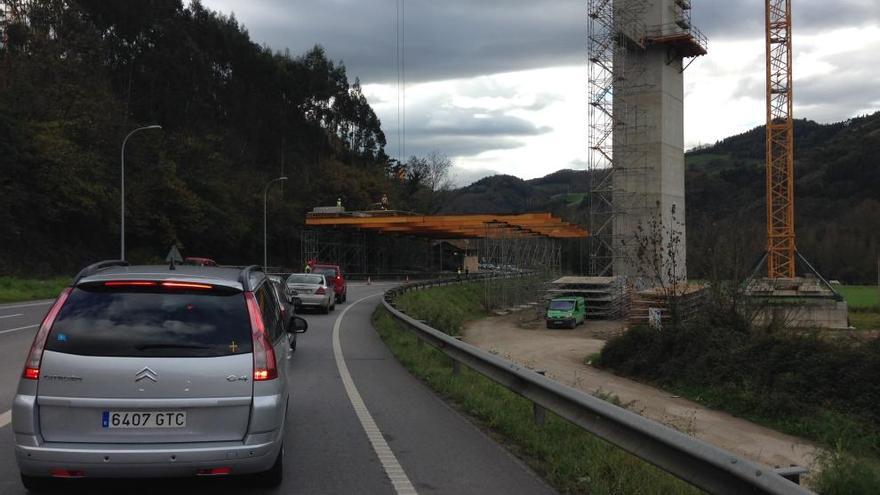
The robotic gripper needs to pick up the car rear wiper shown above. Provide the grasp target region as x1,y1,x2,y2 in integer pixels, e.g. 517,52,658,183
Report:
134,344,211,350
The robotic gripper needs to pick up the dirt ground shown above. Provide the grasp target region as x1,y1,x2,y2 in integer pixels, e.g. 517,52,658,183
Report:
463,311,819,472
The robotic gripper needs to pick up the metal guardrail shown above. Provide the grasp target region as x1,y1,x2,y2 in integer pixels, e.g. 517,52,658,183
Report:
382,278,813,495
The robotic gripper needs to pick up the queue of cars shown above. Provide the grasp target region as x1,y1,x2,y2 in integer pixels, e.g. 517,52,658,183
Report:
12,260,349,490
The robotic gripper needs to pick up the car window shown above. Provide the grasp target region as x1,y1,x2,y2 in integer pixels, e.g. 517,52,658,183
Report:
46,285,253,357
287,274,323,285
256,284,283,342
549,300,575,311
314,267,337,278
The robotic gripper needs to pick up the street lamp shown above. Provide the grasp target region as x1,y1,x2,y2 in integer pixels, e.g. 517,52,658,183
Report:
120,124,162,261
263,176,288,269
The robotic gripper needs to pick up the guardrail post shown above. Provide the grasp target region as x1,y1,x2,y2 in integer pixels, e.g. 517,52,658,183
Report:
452,337,463,374
533,370,547,426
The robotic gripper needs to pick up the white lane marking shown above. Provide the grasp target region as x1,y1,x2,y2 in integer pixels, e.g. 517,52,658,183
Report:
332,294,418,495
0,324,38,335
0,300,53,310
0,410,10,428
0,313,23,319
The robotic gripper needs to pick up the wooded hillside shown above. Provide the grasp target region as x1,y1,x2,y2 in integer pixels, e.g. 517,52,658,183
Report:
0,0,400,275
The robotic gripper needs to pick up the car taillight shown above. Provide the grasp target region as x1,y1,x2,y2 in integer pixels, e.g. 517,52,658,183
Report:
23,287,72,380
336,276,341,281
245,292,277,381
315,287,326,295
104,281,157,287
161,281,213,290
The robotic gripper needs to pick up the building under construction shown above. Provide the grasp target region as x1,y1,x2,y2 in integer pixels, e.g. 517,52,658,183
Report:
588,0,707,282
302,208,587,277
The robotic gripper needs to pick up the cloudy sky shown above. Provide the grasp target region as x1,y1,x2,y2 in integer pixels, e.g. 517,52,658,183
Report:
203,0,880,186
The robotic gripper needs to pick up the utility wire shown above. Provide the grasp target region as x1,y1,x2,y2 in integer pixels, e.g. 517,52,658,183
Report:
396,0,401,164
401,0,406,162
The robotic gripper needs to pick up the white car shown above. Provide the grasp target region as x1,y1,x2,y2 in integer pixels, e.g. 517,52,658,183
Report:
286,273,335,313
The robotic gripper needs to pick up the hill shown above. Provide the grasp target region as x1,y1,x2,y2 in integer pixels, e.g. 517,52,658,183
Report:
0,0,406,275
438,112,880,283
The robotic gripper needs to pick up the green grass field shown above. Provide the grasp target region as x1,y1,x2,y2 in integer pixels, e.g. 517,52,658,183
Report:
0,276,70,304
837,286,880,310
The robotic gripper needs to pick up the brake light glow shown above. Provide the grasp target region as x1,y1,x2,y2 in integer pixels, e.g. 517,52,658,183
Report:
161,281,213,290
197,467,231,476
315,287,326,295
245,292,277,381
23,288,72,380
104,281,157,287
50,469,86,478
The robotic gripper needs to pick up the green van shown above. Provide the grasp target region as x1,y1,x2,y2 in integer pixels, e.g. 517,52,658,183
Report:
545,297,586,329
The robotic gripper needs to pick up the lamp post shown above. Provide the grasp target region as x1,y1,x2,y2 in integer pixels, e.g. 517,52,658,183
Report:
120,125,162,261
263,176,288,269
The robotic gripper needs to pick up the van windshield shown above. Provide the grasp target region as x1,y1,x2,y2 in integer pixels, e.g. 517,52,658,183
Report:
549,300,575,311
45,286,253,358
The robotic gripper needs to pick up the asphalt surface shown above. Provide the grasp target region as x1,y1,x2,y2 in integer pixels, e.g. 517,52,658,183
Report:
0,284,555,494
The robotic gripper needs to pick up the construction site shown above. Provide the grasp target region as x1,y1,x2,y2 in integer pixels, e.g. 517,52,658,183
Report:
295,0,849,329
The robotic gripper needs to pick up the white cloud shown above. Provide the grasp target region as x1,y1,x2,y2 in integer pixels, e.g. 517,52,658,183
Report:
202,1,880,181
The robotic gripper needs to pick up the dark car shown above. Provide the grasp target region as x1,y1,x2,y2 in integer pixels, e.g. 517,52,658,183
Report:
312,264,347,303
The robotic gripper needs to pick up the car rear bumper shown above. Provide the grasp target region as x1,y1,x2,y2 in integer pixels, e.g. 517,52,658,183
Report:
295,294,330,306
15,430,282,478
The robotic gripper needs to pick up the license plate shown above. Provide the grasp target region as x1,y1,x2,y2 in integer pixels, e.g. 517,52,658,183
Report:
102,411,186,428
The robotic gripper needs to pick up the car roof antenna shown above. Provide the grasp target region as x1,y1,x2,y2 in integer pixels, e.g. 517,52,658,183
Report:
166,245,184,271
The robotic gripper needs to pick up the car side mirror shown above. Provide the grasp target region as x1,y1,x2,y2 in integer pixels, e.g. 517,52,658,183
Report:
290,316,308,334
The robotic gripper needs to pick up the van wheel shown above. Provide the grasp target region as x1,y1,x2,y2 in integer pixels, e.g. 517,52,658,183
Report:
255,444,284,488
20,473,53,492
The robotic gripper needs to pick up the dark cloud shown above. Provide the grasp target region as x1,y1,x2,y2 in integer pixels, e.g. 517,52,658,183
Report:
402,135,524,160
796,44,880,121
207,0,880,85
693,0,880,41
379,89,552,159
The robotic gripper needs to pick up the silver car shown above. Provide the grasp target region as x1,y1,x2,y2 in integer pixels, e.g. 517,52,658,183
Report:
286,273,335,313
13,261,307,490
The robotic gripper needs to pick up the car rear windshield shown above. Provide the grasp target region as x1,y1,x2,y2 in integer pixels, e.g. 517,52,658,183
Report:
313,267,337,278
45,285,253,358
288,274,324,285
549,300,575,311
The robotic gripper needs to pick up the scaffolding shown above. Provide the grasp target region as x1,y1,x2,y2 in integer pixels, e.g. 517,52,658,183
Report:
477,221,563,311
300,229,368,273
587,0,652,277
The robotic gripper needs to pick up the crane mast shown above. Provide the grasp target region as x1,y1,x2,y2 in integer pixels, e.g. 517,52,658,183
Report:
764,0,796,278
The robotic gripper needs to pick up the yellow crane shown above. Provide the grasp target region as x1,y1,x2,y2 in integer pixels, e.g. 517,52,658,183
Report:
764,0,796,278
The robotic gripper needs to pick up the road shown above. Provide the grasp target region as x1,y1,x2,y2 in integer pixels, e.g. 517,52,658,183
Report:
0,284,554,494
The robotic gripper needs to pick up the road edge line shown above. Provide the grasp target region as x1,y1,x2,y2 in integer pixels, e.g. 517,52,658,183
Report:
332,293,418,495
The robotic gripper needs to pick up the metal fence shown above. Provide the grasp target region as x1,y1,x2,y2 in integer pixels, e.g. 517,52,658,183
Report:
382,278,813,495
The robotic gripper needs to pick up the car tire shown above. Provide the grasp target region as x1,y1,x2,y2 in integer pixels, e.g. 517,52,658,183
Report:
330,302,336,312
255,444,284,488
20,473,53,492
321,304,329,314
